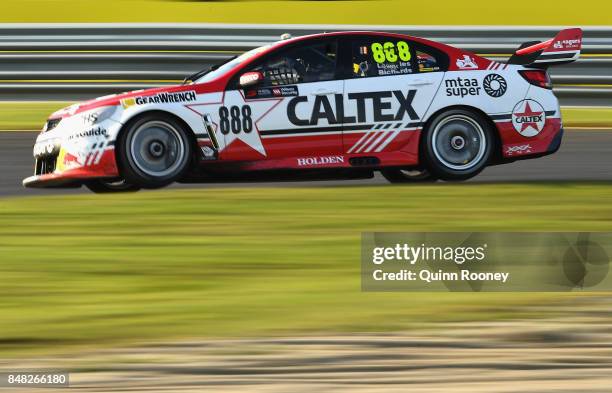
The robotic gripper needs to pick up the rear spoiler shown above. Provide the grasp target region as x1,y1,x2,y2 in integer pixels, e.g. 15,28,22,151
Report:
507,28,582,68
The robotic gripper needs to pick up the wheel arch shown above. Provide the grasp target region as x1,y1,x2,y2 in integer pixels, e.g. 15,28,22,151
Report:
119,109,198,146
422,105,503,163
113,109,201,187
117,109,200,167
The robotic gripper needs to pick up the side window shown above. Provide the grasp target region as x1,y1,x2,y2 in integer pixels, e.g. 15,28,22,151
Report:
249,40,338,87
351,37,415,78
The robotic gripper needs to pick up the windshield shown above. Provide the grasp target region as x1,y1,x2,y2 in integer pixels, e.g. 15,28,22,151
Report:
196,45,272,83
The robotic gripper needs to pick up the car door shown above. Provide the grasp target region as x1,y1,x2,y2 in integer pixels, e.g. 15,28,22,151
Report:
342,35,446,155
221,38,343,161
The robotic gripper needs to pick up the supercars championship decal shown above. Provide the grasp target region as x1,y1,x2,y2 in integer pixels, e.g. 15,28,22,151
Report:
512,99,546,137
122,90,197,108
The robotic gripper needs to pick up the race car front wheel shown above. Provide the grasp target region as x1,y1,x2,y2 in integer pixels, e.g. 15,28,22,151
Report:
380,168,438,183
421,109,493,181
117,114,193,188
84,178,141,193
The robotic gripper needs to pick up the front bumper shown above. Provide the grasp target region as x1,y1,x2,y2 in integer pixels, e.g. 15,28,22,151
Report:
23,150,118,188
23,117,122,188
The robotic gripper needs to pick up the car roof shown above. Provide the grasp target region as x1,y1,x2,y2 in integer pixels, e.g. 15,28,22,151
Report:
271,31,452,52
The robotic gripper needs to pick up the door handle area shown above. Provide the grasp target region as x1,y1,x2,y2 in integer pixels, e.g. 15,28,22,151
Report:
311,89,340,96
407,79,433,86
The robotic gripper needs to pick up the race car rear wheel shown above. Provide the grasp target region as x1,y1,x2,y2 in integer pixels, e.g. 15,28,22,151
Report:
84,178,141,193
380,168,438,183
422,109,493,181
117,114,193,188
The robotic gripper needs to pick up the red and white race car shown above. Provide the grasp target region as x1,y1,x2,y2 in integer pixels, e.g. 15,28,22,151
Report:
24,28,582,192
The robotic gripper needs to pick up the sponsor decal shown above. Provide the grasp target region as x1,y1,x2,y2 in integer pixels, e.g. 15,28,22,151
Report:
455,55,478,70
121,98,136,109
239,71,263,87
354,61,370,76
417,53,441,73
445,74,507,99
505,144,532,156
418,65,438,72
297,156,345,166
122,90,197,108
245,85,299,99
483,74,507,98
33,139,60,158
57,147,81,171
445,78,480,97
67,127,109,140
512,99,546,137
287,90,418,127
552,38,581,50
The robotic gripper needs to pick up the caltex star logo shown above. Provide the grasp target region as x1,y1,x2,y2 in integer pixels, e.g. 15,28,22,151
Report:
511,99,546,137
185,91,284,157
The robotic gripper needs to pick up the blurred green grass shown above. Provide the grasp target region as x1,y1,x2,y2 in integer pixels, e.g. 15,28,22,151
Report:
0,102,610,131
1,184,610,355
0,102,71,131
1,0,610,24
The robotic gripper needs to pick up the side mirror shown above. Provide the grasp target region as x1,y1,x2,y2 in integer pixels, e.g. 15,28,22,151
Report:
239,71,263,88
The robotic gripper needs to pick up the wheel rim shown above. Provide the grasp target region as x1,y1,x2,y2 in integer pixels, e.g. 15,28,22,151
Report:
128,121,186,177
431,115,486,171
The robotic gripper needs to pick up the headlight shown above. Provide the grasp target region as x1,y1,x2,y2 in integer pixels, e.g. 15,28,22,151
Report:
82,106,118,126
42,118,61,133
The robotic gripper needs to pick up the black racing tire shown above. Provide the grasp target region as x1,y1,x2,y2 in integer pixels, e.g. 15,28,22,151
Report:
421,109,494,181
84,178,141,193
116,114,193,189
380,168,438,183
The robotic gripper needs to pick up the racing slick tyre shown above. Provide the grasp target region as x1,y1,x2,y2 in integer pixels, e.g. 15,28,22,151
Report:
421,109,493,181
380,168,438,183
116,114,193,189
84,178,141,193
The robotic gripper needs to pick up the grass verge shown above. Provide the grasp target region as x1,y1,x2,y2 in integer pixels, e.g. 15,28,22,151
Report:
1,102,610,131
0,102,72,131
0,184,611,356
1,0,611,25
